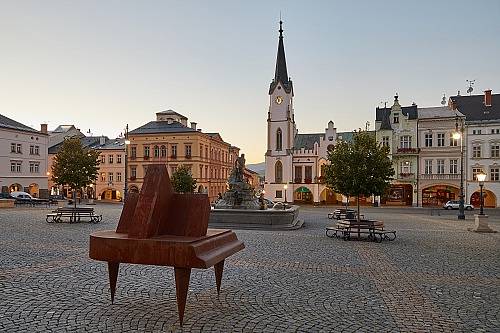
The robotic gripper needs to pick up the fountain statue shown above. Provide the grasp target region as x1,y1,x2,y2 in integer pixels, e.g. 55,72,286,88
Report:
214,154,260,209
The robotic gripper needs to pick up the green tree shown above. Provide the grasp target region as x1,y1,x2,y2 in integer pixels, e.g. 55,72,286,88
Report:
324,130,394,221
171,165,197,193
51,137,100,207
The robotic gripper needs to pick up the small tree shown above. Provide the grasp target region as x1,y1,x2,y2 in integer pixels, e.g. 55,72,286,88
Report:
171,166,197,193
51,137,100,207
324,130,394,221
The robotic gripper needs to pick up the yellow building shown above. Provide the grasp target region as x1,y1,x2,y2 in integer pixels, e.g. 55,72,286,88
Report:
127,110,238,202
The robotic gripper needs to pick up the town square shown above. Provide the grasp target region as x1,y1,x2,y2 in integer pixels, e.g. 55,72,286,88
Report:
1,1,500,332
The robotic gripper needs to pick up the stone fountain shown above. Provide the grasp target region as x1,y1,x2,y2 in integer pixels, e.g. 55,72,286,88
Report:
209,154,302,230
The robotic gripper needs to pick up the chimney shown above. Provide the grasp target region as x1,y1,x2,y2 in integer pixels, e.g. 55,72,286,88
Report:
484,89,492,107
40,124,48,134
190,122,197,130
100,136,106,145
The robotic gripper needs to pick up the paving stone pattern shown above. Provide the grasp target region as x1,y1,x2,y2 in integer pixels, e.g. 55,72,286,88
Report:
0,205,499,332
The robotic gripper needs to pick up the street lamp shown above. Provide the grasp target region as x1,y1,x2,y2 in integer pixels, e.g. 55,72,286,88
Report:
477,172,486,216
453,116,465,220
124,124,130,201
283,184,288,205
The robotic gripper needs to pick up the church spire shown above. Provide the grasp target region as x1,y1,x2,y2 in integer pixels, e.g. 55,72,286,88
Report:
274,20,288,85
269,20,293,95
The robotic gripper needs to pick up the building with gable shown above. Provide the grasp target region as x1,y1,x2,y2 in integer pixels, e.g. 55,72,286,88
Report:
263,22,360,205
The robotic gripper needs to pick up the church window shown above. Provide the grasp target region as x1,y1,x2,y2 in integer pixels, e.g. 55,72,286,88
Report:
275,161,283,183
276,128,283,151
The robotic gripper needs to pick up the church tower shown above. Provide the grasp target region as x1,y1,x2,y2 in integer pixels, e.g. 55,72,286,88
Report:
264,21,296,202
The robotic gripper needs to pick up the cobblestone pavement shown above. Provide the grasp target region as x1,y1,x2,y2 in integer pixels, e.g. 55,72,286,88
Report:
1,204,499,332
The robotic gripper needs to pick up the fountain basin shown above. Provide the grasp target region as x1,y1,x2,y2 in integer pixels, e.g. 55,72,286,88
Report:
209,205,303,230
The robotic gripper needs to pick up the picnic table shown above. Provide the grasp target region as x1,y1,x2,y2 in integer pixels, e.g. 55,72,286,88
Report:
46,207,102,223
326,219,396,242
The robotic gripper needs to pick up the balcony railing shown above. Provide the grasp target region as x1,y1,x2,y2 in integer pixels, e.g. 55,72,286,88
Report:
420,174,460,180
395,147,420,154
398,172,415,179
304,179,312,184
294,178,302,184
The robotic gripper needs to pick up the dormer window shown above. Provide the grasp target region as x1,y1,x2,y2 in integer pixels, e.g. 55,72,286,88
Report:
393,113,399,123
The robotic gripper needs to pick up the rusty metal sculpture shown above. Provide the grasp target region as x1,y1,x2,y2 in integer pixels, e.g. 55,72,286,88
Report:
89,164,244,325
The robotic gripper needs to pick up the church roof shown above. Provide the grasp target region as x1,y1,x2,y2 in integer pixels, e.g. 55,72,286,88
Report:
269,21,293,95
294,133,324,150
129,121,196,135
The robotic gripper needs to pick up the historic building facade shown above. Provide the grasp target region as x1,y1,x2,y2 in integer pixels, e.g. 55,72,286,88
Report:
95,138,126,201
375,96,419,206
127,110,238,202
0,114,49,198
263,22,357,205
450,90,500,207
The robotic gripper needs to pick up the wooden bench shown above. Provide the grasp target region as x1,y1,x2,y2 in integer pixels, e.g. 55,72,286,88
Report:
326,219,396,242
89,164,244,325
46,207,102,223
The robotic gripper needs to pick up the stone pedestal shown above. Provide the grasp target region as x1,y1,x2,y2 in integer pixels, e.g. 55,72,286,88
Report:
468,214,497,233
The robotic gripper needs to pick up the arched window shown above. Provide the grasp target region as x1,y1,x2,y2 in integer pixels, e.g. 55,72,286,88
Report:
275,160,283,183
276,128,283,151
154,145,160,158
160,145,167,158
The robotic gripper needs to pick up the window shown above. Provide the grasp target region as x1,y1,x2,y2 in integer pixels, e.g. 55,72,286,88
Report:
276,128,282,151
491,144,500,158
450,137,458,147
185,145,192,158
30,145,34,155
401,161,411,174
34,145,39,155
130,146,137,158
16,144,22,153
10,143,16,153
29,162,39,173
425,133,433,147
294,166,302,183
400,136,412,149
393,113,399,123
382,136,390,147
154,145,160,158
108,155,114,164
424,160,432,174
275,190,283,198
117,172,122,182
473,129,482,135
108,173,114,183
472,145,481,158
205,166,208,179
205,147,208,159
144,146,150,158
437,133,445,147
100,172,106,182
200,165,203,178
117,154,122,163
100,155,106,163
437,159,445,174
161,145,167,158
450,159,458,174
472,168,483,181
11,162,21,173
130,166,137,179
491,168,500,181
305,166,313,183
171,145,177,158
491,129,500,134
275,161,283,183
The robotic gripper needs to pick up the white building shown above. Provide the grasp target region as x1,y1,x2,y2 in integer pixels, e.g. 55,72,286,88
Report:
450,90,500,207
0,114,49,198
264,22,358,205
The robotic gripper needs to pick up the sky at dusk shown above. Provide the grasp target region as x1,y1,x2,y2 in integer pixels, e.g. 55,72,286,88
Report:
1,0,499,163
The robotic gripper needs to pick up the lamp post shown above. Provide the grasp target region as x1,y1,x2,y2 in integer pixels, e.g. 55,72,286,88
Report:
283,184,288,206
453,116,465,220
477,172,486,216
124,124,130,201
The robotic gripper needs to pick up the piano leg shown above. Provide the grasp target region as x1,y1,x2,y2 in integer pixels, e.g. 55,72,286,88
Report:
174,267,191,326
108,262,119,304
214,260,225,296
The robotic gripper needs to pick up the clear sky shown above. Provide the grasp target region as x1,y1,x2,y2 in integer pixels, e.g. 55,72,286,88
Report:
1,0,499,163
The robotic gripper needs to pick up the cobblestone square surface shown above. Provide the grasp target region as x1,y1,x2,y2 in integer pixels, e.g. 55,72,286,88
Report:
1,205,499,332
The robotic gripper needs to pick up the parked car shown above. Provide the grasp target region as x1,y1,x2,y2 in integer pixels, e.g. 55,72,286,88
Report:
0,192,13,199
10,191,35,200
443,200,474,210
